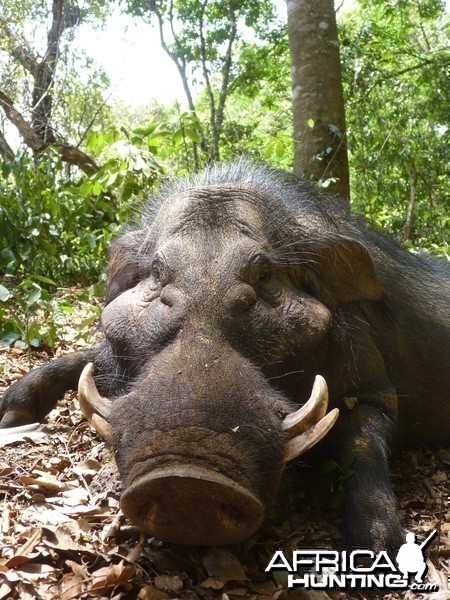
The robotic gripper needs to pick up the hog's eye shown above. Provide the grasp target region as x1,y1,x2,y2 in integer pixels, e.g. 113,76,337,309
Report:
304,279,318,297
248,254,273,285
259,269,272,283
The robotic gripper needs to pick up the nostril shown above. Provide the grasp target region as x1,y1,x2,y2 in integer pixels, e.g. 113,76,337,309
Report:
219,503,245,529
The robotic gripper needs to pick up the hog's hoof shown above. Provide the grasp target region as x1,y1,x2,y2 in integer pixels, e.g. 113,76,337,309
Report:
346,514,404,554
120,465,264,545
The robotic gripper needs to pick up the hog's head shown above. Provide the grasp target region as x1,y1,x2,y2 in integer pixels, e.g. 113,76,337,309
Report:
78,170,381,545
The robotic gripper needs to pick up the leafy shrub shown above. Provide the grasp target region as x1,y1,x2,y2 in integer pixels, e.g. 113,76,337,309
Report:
0,125,165,284
0,124,165,349
0,277,104,350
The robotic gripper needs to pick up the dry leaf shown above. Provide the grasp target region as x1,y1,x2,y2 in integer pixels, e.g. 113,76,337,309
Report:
154,574,184,593
0,581,13,600
14,563,59,583
87,560,136,594
65,559,90,580
58,572,84,600
138,584,169,600
20,505,75,526
0,423,47,447
202,548,247,582
72,458,102,480
12,527,42,556
42,524,94,553
19,473,77,492
48,458,71,472
126,533,146,563
222,586,247,596
200,576,226,590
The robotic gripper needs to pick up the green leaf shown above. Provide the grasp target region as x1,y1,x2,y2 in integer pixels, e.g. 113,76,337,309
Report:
18,279,34,289
320,459,340,474
0,332,20,346
31,275,57,286
27,288,42,304
13,340,28,350
0,284,11,301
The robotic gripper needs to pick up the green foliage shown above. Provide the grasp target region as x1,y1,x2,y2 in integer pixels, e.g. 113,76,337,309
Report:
0,277,70,349
0,125,164,283
214,92,293,168
339,0,450,251
157,109,205,173
125,0,277,69
110,101,212,174
320,457,355,504
0,278,103,350
122,0,284,165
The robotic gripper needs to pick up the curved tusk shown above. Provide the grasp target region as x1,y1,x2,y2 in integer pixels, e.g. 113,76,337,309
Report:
78,363,112,441
282,375,329,436
91,413,113,442
284,408,339,463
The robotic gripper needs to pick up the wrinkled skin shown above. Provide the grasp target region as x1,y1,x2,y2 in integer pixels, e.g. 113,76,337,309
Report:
1,162,449,551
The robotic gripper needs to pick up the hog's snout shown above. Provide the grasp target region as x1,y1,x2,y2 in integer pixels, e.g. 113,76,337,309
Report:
107,341,287,545
79,332,338,546
120,465,264,545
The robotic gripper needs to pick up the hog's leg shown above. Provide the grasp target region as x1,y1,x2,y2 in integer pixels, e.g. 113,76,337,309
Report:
0,351,91,427
330,396,403,553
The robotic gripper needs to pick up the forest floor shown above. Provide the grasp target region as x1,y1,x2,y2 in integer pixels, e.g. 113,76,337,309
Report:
0,289,449,600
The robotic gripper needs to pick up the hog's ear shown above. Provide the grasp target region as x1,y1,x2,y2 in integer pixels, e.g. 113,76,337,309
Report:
106,230,145,303
305,237,382,304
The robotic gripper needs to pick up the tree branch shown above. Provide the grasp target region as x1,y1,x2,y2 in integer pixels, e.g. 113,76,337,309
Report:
31,0,65,141
0,89,45,151
198,0,218,161
215,2,237,147
0,129,15,161
147,0,196,113
0,88,98,174
144,0,205,168
0,19,39,76
349,55,450,106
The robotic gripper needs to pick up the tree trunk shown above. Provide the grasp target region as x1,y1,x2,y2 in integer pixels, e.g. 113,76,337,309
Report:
286,0,350,199
402,167,418,243
214,1,237,163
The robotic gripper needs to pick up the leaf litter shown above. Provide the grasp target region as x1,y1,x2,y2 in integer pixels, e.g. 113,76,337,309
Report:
0,291,449,600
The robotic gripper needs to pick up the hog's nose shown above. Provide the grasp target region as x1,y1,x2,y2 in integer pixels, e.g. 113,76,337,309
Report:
120,465,264,545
